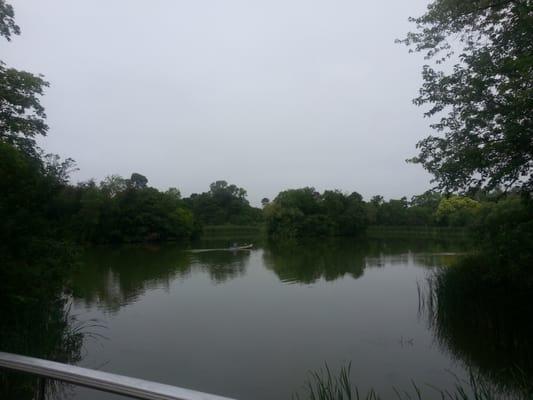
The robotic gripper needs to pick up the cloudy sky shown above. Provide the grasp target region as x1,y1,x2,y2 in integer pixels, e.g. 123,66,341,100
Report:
2,0,434,205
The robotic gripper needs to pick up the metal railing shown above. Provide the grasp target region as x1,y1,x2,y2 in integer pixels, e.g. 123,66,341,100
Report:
0,351,236,400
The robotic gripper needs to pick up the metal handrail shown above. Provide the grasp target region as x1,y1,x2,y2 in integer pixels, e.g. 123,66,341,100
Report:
0,351,236,400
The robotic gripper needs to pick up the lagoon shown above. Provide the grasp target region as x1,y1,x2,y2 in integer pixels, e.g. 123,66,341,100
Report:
64,238,525,399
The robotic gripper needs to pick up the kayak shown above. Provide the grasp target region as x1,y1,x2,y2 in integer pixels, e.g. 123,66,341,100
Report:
228,244,253,250
188,244,253,253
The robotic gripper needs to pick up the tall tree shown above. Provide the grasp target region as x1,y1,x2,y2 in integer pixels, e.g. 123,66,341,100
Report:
184,181,261,225
0,0,49,156
100,174,128,197
129,172,148,189
0,0,19,40
400,0,532,194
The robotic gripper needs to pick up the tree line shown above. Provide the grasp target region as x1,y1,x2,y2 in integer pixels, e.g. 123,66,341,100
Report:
264,186,528,233
5,138,528,245
14,137,520,246
263,185,531,289
47,175,263,244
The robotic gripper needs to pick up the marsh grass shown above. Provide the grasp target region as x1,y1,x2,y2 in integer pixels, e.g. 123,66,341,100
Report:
37,299,108,400
292,362,380,400
293,362,527,400
418,261,533,399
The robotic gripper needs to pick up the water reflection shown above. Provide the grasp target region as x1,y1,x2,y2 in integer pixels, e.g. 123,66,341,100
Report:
365,252,462,269
262,239,366,283
263,238,461,284
190,249,249,284
71,245,192,312
72,243,252,311
64,238,532,400
422,265,533,396
72,239,466,311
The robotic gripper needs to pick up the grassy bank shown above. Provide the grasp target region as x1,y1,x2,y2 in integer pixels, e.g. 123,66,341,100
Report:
202,225,468,241
366,225,468,240
201,224,265,239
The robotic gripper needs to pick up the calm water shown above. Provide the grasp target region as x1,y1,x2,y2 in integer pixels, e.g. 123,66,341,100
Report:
62,238,510,399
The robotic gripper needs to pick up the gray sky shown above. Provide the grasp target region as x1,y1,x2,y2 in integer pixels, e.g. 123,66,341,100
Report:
2,0,433,205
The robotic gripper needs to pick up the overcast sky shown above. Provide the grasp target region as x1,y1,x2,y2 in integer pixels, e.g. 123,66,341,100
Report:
2,0,434,205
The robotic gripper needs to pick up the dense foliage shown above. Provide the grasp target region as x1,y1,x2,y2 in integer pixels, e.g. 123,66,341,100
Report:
400,0,533,289
0,0,74,339
366,191,443,226
471,196,533,285
400,0,533,194
0,142,76,305
264,188,367,238
184,180,263,226
0,116,81,399
264,187,486,238
57,175,197,244
5,171,264,245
